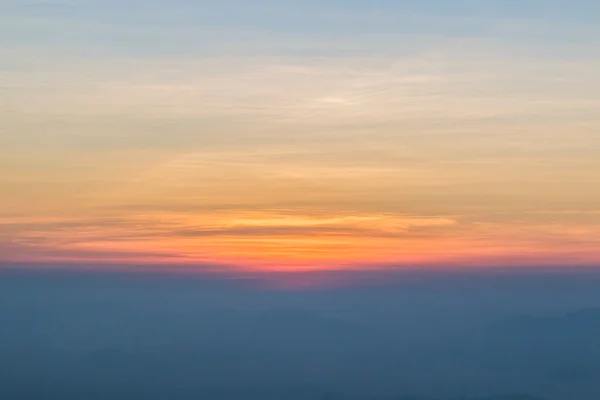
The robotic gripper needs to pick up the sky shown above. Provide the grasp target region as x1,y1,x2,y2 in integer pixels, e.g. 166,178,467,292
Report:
1,0,600,272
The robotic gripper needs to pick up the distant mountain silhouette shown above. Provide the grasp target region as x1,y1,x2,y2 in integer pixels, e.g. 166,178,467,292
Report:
2,271,598,400
475,308,600,391
498,307,600,333
316,394,545,400
466,395,546,400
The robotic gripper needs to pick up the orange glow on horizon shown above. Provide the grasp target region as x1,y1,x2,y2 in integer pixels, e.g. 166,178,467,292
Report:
4,208,600,272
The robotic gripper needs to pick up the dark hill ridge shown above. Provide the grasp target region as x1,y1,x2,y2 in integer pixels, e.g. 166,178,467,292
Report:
481,306,600,355
495,307,600,333
318,394,545,400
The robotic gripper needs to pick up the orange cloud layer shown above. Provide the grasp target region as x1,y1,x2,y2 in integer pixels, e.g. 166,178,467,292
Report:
3,210,600,272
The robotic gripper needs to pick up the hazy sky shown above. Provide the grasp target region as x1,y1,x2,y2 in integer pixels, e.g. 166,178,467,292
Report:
1,1,600,272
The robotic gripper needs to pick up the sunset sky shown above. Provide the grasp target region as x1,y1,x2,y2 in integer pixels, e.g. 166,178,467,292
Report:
2,0,600,272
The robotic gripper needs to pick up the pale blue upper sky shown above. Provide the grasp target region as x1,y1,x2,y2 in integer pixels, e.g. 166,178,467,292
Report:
3,1,599,57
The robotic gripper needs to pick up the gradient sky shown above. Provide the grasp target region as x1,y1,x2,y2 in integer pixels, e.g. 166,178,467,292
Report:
1,0,600,272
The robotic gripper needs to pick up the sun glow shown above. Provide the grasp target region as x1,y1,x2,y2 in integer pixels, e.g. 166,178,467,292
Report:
4,208,600,272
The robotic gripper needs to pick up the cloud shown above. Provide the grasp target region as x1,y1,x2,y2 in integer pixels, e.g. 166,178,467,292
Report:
3,207,600,271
